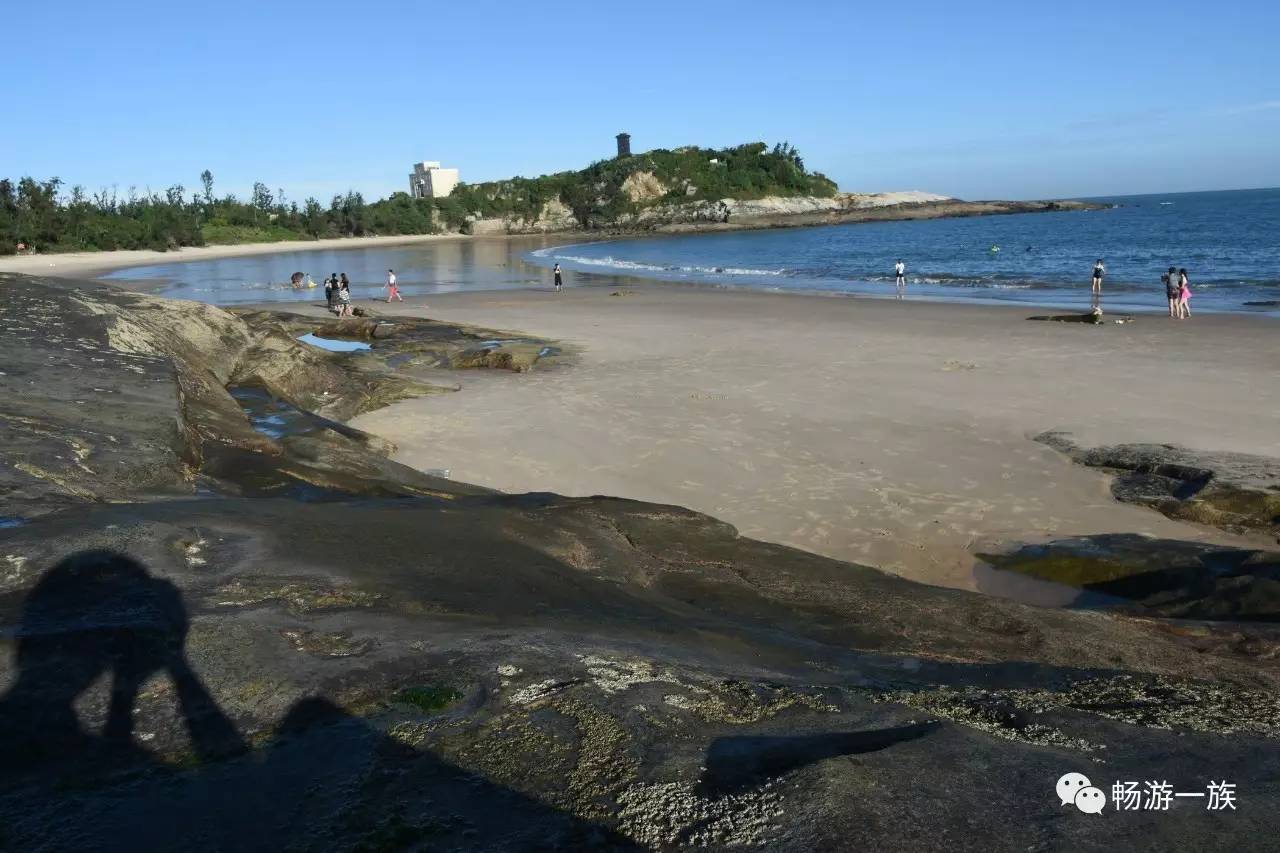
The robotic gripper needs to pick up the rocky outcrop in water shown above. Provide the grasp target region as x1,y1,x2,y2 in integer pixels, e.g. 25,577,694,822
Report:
1,275,1278,851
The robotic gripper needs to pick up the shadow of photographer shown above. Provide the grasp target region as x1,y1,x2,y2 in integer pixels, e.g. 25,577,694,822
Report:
0,549,638,851
0,549,245,773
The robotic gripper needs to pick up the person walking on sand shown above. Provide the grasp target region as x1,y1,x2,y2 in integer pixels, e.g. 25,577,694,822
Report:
384,269,402,302
1177,268,1192,319
1091,259,1105,294
553,263,563,292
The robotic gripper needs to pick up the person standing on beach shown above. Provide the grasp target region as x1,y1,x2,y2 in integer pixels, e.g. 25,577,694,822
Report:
1091,259,1105,294
894,259,906,289
323,276,335,310
337,280,352,317
553,263,563,292
384,269,402,302
1178,268,1192,319
1163,267,1180,317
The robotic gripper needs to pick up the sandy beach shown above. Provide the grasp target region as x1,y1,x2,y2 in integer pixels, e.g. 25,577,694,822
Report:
9,233,1277,593
0,232,468,279
337,284,1280,592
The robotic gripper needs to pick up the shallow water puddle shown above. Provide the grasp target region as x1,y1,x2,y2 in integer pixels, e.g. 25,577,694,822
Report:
970,561,1126,610
229,387,315,439
297,333,371,352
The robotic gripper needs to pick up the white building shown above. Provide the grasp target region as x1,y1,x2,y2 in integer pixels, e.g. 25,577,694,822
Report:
408,161,460,198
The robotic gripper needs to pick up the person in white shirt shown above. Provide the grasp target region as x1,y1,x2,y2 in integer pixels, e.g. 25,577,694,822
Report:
384,269,402,303
894,260,906,290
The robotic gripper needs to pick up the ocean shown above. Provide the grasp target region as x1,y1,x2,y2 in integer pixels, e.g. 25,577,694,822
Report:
105,188,1280,315
531,188,1280,315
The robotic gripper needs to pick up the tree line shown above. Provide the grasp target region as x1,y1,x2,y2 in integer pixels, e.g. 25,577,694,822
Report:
1,142,836,254
0,171,438,255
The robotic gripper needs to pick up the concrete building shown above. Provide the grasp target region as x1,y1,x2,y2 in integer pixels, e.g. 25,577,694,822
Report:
408,161,460,198
616,132,631,157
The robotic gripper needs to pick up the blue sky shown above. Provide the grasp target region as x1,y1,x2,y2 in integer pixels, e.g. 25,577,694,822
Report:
7,0,1278,202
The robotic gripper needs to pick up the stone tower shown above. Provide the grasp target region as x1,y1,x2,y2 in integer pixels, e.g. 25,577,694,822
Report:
616,132,631,158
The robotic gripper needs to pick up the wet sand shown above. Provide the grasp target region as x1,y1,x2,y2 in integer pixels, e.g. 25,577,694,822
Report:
346,284,1280,590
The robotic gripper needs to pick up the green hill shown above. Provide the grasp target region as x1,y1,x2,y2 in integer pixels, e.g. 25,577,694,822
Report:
433,142,838,230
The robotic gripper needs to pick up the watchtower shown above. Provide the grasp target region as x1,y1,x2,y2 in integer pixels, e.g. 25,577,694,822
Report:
616,132,631,158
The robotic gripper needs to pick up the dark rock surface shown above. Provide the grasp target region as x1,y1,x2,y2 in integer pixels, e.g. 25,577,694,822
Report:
235,307,564,375
1,275,1278,851
980,533,1280,621
1036,431,1280,540
1027,312,1134,325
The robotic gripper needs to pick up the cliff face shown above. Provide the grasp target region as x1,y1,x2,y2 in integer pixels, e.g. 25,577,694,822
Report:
1,274,1278,851
482,192,1098,235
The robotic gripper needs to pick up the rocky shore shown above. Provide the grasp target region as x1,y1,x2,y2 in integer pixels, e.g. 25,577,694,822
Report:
473,191,1102,236
1,274,1278,851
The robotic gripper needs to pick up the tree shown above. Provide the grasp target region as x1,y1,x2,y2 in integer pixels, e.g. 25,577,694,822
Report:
200,170,214,207
251,182,274,221
0,179,19,251
303,197,326,238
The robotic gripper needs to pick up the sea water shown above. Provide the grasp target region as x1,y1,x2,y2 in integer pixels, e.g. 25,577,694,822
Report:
105,188,1279,315
531,188,1280,315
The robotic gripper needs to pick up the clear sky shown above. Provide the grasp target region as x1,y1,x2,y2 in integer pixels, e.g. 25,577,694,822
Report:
7,0,1279,202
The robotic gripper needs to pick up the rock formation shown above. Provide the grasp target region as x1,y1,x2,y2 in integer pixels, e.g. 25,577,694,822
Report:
1036,432,1280,541
492,194,1102,236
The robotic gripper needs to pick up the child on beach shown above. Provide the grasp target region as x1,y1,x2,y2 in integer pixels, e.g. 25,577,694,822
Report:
337,281,352,317
553,264,563,292
385,269,402,302
1091,259,1105,294
1178,268,1192,319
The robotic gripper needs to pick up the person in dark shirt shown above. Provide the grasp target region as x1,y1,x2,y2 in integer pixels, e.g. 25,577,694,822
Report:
1163,266,1180,317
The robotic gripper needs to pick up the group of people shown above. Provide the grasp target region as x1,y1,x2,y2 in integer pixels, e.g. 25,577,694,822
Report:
891,257,1194,319
322,273,354,316
1093,259,1191,318
313,269,404,316
1162,266,1192,319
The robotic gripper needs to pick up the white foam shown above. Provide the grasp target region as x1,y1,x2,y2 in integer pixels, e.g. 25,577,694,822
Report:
551,254,784,278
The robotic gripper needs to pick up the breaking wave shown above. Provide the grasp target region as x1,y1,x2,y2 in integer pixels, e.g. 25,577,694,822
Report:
549,253,786,278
